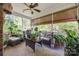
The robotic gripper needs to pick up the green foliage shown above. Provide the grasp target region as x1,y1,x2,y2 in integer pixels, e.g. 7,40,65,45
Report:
31,33,36,39
53,29,79,48
65,29,77,38
53,33,65,43
64,29,79,48
4,40,8,45
8,21,21,35
57,22,78,30
30,31,39,41
35,24,52,31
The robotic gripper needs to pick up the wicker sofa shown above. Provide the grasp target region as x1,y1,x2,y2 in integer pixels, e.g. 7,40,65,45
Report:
8,34,23,46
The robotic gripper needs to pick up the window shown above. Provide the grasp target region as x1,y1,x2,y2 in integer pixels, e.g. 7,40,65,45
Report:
53,21,78,35
13,15,22,31
34,24,52,32
22,18,31,31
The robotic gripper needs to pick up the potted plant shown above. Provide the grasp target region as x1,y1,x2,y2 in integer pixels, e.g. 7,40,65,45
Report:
53,33,65,48
30,32,37,42
52,29,79,56
64,29,79,56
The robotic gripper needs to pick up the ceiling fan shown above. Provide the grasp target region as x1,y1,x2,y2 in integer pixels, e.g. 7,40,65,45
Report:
23,3,41,14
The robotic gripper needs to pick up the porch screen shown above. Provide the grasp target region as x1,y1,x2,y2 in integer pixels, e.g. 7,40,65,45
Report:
53,6,77,23
32,14,52,25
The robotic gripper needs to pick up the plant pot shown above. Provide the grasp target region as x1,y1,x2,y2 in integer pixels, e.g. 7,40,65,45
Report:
64,46,77,56
54,41,63,48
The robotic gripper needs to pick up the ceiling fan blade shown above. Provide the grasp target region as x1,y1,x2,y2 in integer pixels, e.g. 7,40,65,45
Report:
23,9,30,12
34,9,41,12
24,3,29,7
33,3,38,7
